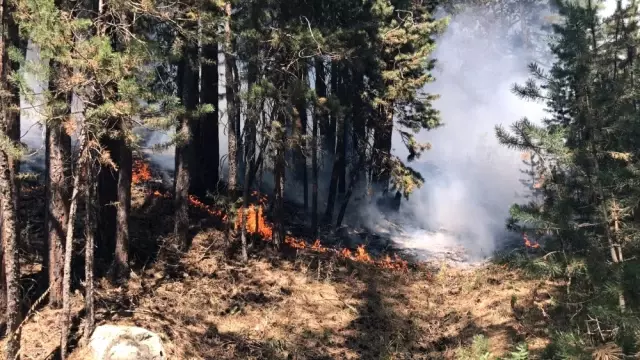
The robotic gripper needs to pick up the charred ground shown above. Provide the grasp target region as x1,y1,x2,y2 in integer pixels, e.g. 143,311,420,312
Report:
1,159,560,359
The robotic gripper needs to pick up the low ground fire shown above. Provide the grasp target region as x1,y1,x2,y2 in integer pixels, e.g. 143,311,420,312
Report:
134,159,409,271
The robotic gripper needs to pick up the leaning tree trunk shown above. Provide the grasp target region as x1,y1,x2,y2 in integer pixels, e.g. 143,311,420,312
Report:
60,129,89,360
45,74,72,306
114,139,131,279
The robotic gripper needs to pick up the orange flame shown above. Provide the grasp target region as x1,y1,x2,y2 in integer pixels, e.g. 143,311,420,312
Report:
234,204,407,271
132,159,152,185
523,233,540,249
236,205,272,239
151,190,171,198
189,195,227,221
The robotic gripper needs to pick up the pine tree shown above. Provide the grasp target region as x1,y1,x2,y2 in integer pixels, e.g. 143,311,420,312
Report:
0,1,23,356
497,0,640,349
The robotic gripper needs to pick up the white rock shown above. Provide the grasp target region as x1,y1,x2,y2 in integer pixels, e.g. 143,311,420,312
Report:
89,325,166,360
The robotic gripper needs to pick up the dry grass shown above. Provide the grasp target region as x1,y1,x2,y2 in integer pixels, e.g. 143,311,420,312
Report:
0,182,560,359
3,232,559,359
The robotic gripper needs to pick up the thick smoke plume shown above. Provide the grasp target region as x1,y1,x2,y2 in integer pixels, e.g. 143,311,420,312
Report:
362,5,553,263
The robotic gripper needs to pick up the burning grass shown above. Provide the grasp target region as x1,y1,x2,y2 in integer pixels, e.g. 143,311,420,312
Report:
132,159,152,185
523,233,541,249
2,175,561,359
234,203,409,272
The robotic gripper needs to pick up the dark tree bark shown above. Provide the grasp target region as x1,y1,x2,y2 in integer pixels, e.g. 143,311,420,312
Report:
336,157,365,229
232,46,243,182
328,61,338,154
0,145,20,360
311,97,319,238
174,41,199,249
315,58,328,140
323,155,340,225
114,140,131,279
338,68,349,195
60,134,88,360
239,58,259,262
295,64,309,213
272,114,286,248
373,108,393,191
312,58,326,236
323,62,344,224
351,71,366,167
97,136,118,266
190,41,219,198
45,65,72,306
239,116,254,262
225,2,238,194
0,3,22,357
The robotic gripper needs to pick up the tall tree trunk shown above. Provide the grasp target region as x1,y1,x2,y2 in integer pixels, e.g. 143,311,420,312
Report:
239,59,258,262
322,63,342,225
0,2,22,356
328,61,337,154
97,136,118,266
323,150,340,225
225,2,238,195
311,92,319,238
337,68,348,195
239,116,254,262
174,41,199,249
83,160,96,343
312,59,326,236
114,140,131,279
0,144,20,360
315,58,328,140
272,115,286,248
232,49,243,183
295,65,309,213
60,133,88,360
45,64,72,306
191,41,219,198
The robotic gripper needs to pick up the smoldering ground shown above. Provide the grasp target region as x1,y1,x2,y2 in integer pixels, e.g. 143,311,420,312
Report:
349,4,554,264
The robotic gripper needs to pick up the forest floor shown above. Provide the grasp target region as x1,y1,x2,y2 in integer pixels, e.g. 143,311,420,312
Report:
2,177,563,359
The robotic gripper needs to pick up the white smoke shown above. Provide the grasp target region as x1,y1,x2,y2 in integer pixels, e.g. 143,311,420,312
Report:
368,5,553,263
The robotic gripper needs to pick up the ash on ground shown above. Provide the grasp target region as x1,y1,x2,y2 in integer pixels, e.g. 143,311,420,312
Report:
340,212,520,268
